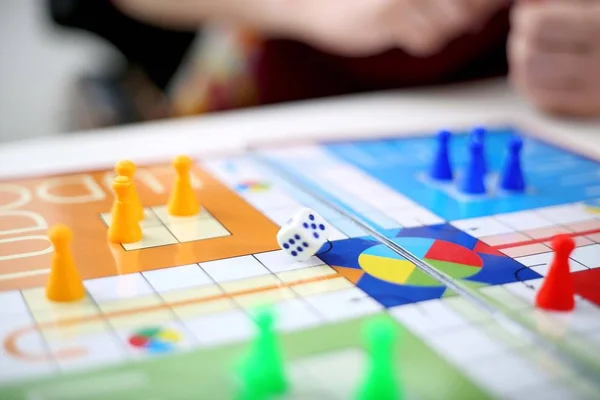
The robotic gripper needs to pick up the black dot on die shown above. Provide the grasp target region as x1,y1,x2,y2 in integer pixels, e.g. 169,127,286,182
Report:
295,234,301,240
309,214,315,221
303,242,309,248
319,224,325,230
289,239,295,245
311,223,316,229
283,243,289,249
297,247,303,252
303,222,309,229
291,251,297,256
313,232,319,239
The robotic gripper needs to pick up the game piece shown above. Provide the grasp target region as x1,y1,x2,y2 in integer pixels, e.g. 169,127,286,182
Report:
45,224,86,302
168,155,200,216
459,139,486,195
535,234,576,312
429,130,453,181
107,176,142,243
471,126,487,175
499,135,526,192
238,307,287,399
277,207,328,261
356,317,403,400
115,159,144,220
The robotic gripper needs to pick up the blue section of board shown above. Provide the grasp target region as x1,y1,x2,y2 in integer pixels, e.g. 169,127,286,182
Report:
320,224,542,308
321,126,600,220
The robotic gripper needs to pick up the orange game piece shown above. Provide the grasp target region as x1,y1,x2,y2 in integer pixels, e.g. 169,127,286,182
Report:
115,159,144,221
167,155,200,216
46,224,86,302
108,176,142,243
535,234,576,312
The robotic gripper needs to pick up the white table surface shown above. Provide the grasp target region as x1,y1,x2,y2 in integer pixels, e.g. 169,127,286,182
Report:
0,78,598,179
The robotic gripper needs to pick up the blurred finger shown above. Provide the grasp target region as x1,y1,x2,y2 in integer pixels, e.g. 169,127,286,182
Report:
510,35,593,90
521,86,600,117
511,1,598,53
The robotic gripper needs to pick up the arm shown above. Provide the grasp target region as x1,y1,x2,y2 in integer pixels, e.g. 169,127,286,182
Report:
111,0,291,31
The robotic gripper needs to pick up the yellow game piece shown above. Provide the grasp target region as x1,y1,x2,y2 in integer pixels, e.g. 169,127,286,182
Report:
46,224,86,302
167,155,200,216
108,176,142,243
115,159,144,221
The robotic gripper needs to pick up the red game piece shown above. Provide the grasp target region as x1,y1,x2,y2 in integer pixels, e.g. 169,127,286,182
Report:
535,234,576,312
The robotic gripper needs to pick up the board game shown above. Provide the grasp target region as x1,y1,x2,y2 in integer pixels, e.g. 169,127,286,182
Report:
0,124,599,400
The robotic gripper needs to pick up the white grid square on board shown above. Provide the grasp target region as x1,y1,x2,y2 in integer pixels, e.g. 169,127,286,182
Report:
418,299,467,329
183,309,254,346
264,207,302,227
328,218,368,238
0,315,57,383
423,324,506,364
361,189,415,211
268,298,323,332
200,255,270,283
463,352,552,397
100,208,162,229
327,225,349,241
503,282,536,304
556,301,600,333
511,381,580,400
515,252,553,267
297,348,364,400
166,218,230,243
122,225,178,251
22,287,100,324
451,217,514,238
241,189,300,212
143,264,213,293
151,205,210,224
50,330,127,372
360,210,399,229
389,300,467,337
570,244,600,268
493,211,555,231
535,204,599,224
530,259,587,277
85,273,154,303
303,287,383,322
0,290,29,317
254,250,324,274
384,209,423,228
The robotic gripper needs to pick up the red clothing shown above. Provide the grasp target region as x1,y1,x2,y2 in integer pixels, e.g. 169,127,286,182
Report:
256,7,510,105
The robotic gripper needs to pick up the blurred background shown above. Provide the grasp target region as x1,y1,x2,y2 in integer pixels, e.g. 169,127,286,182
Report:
0,0,514,144
1,0,118,142
0,0,204,144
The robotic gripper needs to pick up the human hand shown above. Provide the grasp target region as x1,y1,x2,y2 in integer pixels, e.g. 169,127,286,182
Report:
508,0,600,117
279,0,510,57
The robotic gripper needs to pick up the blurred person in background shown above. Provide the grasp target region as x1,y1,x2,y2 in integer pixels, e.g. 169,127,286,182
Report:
48,0,600,128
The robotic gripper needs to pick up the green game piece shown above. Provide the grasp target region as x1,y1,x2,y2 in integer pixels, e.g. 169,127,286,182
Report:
236,307,288,399
356,317,404,400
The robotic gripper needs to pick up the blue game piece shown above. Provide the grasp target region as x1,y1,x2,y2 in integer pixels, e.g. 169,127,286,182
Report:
500,135,526,192
471,126,487,175
429,130,453,181
459,139,486,195
472,126,486,142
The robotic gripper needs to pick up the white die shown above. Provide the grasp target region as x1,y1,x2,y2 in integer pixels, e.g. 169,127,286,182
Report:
277,207,329,261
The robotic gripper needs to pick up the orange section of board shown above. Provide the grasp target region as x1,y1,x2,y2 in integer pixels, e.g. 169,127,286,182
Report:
332,266,363,284
0,162,280,290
